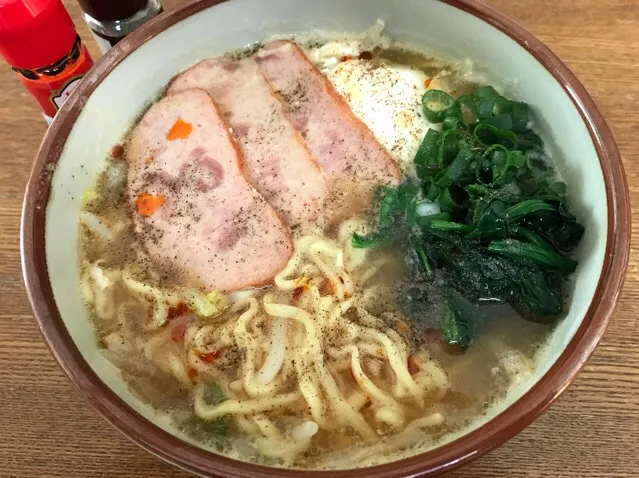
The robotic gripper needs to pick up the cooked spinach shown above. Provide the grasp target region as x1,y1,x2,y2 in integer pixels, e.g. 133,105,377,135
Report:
354,86,584,349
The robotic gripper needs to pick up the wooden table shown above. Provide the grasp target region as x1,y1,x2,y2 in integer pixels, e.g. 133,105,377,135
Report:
1,1,637,476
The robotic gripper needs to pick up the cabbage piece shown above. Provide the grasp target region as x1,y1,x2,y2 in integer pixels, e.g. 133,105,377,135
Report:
81,189,99,206
184,289,227,318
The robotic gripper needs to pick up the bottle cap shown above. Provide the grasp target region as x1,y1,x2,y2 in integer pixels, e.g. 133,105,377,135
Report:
0,0,77,70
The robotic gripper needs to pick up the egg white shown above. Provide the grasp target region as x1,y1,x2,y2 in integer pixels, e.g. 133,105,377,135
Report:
312,41,438,172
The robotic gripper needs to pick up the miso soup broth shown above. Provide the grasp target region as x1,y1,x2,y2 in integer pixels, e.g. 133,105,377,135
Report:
78,33,583,469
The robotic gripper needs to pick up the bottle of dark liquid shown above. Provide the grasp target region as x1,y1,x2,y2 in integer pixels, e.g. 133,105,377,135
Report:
77,0,163,53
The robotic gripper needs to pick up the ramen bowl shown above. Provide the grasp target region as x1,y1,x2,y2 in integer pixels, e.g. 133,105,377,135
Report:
21,0,629,476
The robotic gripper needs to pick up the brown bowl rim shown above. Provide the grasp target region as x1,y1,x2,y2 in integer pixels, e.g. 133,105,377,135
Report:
21,0,630,477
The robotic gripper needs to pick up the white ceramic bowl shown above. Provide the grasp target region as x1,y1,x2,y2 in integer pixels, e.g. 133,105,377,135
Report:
21,0,629,476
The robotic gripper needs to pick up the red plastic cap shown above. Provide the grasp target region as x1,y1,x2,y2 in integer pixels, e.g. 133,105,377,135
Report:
0,0,77,70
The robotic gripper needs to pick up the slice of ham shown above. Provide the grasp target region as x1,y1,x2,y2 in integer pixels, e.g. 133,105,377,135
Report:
256,40,402,217
126,88,293,292
167,57,327,226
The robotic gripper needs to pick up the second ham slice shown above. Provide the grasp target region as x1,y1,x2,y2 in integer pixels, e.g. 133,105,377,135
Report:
256,40,402,217
126,88,293,292
168,57,327,226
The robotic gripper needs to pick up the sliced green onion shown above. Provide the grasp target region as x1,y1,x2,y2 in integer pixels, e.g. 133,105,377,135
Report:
437,185,468,211
490,149,510,184
436,147,473,188
508,150,526,168
443,115,464,131
487,113,513,130
475,144,509,184
472,85,500,100
426,177,440,201
473,123,518,149
438,129,466,167
476,97,497,120
422,90,457,123
516,130,543,150
492,150,525,185
414,129,440,165
416,162,440,180
492,96,512,116
458,95,478,125
511,102,529,133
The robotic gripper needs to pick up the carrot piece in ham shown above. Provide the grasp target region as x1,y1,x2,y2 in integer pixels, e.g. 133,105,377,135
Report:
135,193,165,216
187,368,199,382
166,117,193,141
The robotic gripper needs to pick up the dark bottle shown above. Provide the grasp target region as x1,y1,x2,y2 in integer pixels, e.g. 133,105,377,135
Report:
77,0,163,53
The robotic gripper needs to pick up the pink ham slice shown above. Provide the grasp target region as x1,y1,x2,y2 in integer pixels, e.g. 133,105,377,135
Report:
256,40,402,217
167,57,327,226
126,88,293,292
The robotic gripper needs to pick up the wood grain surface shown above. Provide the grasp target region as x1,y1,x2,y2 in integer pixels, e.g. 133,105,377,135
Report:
1,0,638,476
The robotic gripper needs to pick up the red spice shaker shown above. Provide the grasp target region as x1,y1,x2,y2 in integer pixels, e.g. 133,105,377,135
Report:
0,0,94,124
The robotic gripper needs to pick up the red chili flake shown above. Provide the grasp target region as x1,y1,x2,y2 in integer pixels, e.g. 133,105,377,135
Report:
187,368,199,382
291,286,305,304
318,278,335,296
407,354,420,375
340,55,353,62
171,323,187,342
359,51,373,60
167,302,189,320
111,144,124,159
424,78,432,89
199,350,222,363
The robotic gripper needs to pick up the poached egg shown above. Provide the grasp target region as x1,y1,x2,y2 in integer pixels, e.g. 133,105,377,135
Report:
310,41,441,171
